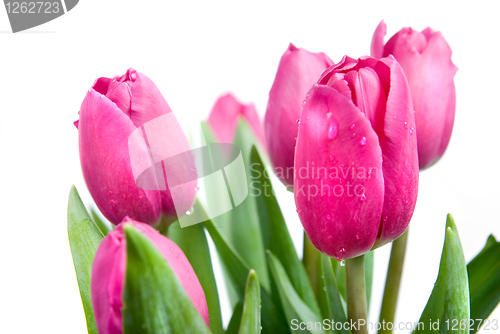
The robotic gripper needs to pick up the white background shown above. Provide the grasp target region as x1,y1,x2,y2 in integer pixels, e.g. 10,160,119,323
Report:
1,1,499,333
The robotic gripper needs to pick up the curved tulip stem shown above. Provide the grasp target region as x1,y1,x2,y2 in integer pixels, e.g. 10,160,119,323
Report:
303,232,320,294
346,255,369,334
378,228,409,334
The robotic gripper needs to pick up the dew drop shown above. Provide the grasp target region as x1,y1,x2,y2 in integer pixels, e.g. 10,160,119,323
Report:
383,216,388,222
194,186,200,192
328,122,338,139
296,208,301,213
404,121,408,129
339,178,345,184
294,137,297,141
296,119,301,124
325,214,331,220
329,155,335,161
350,124,356,130
405,199,409,204
352,132,356,138
360,137,367,146
356,234,360,240
110,200,115,205
100,94,105,99
186,210,191,216
409,127,414,134
360,194,366,201
302,100,307,107
340,260,345,266
139,194,144,199
306,92,310,98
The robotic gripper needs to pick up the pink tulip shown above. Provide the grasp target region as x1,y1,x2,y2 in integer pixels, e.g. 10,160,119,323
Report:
75,68,196,226
265,44,333,189
207,93,266,148
91,217,209,334
371,21,457,170
294,55,419,260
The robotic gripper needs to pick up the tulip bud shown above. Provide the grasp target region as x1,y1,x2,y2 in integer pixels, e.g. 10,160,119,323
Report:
294,56,419,260
91,217,210,334
207,93,266,147
371,21,457,170
75,68,196,226
265,44,333,189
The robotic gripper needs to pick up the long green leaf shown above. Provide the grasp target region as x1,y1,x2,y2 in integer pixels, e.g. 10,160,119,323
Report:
67,185,104,334
267,251,326,334
169,221,223,334
239,270,261,334
250,146,320,316
317,254,350,334
122,224,211,334
228,119,269,290
227,302,244,334
201,203,288,333
467,234,500,333
413,214,469,334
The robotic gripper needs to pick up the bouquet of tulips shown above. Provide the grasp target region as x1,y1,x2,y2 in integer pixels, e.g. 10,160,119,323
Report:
67,21,499,334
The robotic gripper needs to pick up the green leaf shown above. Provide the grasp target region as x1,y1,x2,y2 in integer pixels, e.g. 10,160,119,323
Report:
267,251,326,334
67,186,104,334
228,119,269,290
239,270,261,334
467,234,500,334
250,146,321,316
201,204,288,334
169,221,223,334
122,224,211,334
317,254,350,334
227,302,244,334
90,208,111,236
413,214,469,334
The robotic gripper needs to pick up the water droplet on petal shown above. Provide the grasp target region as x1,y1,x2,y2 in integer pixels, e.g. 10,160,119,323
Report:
352,132,356,138
328,122,338,139
186,210,191,215
350,124,356,130
306,92,310,98
360,194,366,201
325,214,331,220
296,208,301,213
110,200,115,205
356,234,360,240
383,216,388,222
340,259,345,267
404,121,408,129
339,178,344,184
360,137,366,146
296,119,301,124
139,194,144,199
100,94,105,99
405,199,409,204
302,100,306,107
409,127,414,134
329,155,335,161
194,186,200,192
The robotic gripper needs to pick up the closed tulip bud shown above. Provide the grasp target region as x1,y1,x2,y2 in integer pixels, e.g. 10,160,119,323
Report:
91,217,209,334
265,44,333,189
75,68,196,226
207,93,266,147
371,21,457,170
294,56,419,260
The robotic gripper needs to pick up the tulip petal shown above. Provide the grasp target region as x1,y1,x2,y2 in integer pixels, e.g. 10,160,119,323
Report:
412,32,457,169
374,56,419,247
294,85,384,260
265,44,333,188
127,69,173,128
78,90,162,225
371,20,386,59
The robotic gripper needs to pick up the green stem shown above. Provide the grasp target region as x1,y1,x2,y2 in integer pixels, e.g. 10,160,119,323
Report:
378,228,409,334
303,232,320,295
346,255,368,334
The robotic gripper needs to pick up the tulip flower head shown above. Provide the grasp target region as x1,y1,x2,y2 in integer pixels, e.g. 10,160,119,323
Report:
91,217,210,334
371,21,457,170
294,56,419,260
207,93,266,148
75,68,197,226
265,44,333,189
